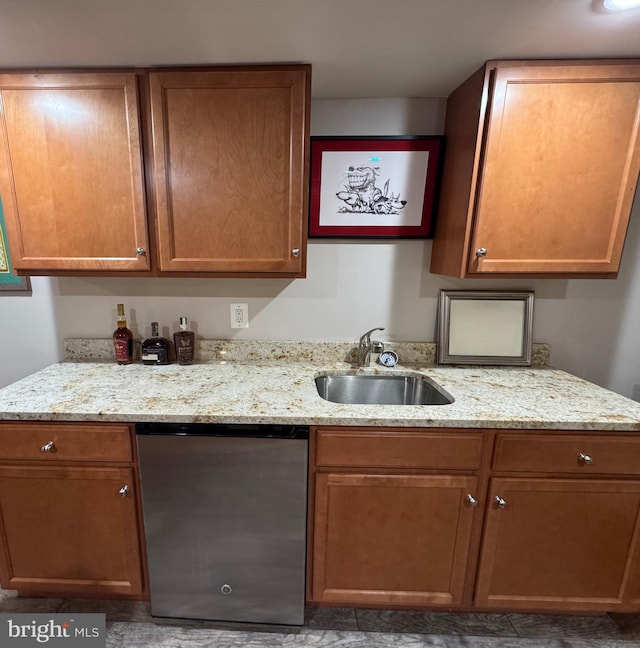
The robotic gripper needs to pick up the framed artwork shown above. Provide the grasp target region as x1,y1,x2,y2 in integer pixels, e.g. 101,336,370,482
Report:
0,200,30,292
437,290,534,365
309,136,444,238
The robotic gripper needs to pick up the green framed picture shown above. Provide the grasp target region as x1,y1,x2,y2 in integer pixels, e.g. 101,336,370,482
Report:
0,199,30,291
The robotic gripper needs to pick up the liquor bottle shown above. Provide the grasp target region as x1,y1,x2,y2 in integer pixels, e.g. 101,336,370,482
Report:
112,303,133,365
141,322,171,365
173,316,195,365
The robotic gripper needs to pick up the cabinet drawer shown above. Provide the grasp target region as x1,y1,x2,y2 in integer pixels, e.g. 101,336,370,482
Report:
493,432,640,475
0,423,133,463
315,428,483,470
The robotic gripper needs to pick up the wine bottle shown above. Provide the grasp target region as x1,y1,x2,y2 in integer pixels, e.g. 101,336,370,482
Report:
112,303,133,365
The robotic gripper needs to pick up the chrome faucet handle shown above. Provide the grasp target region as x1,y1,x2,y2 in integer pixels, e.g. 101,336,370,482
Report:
356,327,386,367
359,327,385,346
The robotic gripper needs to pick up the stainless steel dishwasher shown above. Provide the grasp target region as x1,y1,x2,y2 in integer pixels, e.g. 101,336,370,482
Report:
135,422,308,625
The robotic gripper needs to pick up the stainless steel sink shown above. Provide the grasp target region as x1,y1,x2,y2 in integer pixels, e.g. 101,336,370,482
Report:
315,373,454,406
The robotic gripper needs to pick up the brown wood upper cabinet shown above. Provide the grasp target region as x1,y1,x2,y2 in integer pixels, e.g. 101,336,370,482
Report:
430,60,640,278
149,67,310,275
0,72,150,272
0,65,311,277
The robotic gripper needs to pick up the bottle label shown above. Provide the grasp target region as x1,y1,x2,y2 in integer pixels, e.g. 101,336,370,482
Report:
176,338,194,364
141,348,169,364
114,339,132,362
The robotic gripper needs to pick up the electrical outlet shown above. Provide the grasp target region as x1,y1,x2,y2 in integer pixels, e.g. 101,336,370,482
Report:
230,303,249,329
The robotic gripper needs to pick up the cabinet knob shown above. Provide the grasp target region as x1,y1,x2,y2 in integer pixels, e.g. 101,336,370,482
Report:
466,493,479,507
475,248,487,258
118,485,130,497
292,248,300,258
578,452,593,465
494,496,507,509
136,247,146,256
41,441,55,453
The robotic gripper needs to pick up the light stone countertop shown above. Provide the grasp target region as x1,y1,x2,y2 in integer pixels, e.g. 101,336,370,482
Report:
0,342,639,430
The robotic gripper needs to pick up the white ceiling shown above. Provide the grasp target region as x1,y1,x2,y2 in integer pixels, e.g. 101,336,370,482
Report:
0,0,639,98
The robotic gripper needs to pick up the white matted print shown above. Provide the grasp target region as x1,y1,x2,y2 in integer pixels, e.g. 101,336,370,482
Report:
309,137,444,238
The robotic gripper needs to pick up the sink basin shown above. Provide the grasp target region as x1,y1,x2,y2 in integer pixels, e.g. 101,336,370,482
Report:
315,373,454,406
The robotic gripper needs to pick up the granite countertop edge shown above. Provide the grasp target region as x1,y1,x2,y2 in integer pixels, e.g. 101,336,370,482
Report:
1,357,640,432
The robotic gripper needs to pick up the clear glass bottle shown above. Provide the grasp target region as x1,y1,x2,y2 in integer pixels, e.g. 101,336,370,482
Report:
112,303,133,365
141,322,171,365
173,316,195,365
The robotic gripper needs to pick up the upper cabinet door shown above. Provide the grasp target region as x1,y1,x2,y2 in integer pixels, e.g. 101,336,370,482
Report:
430,60,640,278
149,66,311,276
0,72,149,272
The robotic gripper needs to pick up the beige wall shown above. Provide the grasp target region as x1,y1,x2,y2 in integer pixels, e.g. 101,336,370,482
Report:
1,97,639,400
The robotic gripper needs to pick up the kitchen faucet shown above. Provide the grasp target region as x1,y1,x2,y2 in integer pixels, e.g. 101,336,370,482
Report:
357,327,385,367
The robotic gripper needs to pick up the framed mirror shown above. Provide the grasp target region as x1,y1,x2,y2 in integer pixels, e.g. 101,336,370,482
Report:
437,290,534,365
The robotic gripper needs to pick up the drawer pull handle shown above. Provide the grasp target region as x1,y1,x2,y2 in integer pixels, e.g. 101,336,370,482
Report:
578,452,593,465
466,494,479,507
41,441,56,453
118,485,130,497
494,496,507,509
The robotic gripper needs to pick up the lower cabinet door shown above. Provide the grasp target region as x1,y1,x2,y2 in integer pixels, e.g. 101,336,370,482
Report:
0,465,144,596
475,477,640,611
311,472,479,606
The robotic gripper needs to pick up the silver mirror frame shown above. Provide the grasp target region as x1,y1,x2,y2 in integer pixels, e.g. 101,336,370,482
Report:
437,290,534,366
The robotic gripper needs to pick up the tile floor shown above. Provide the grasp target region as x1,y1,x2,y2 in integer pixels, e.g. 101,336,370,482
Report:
1,589,640,647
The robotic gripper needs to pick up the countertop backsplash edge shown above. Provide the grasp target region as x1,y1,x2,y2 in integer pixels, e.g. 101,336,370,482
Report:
63,338,551,367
